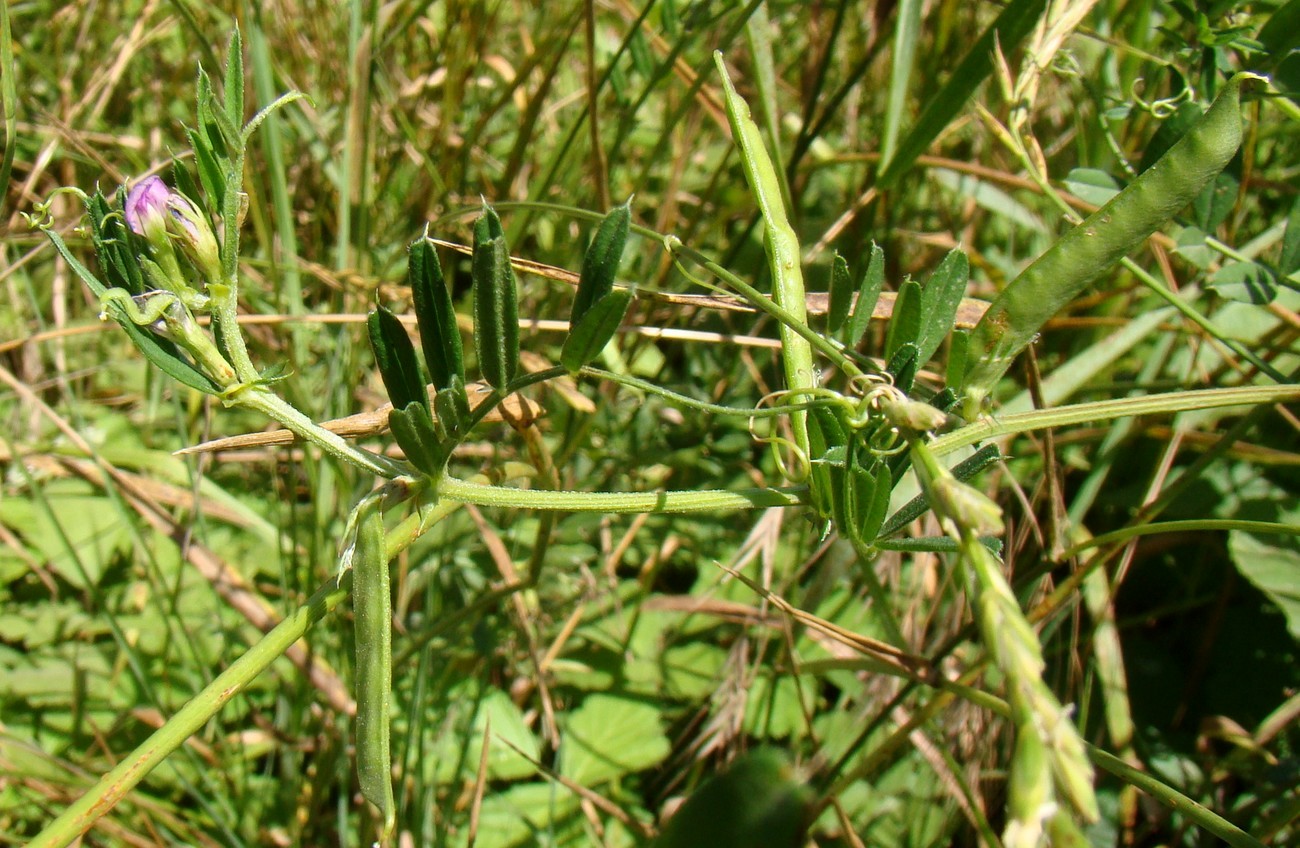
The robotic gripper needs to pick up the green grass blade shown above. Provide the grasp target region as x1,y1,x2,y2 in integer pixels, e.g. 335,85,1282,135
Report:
877,0,1047,189
880,0,922,168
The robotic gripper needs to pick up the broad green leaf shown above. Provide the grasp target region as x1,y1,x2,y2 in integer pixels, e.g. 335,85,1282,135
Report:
916,248,969,365
843,242,885,345
884,278,922,361
223,28,244,130
1193,171,1240,232
1174,226,1214,270
827,252,852,332
476,783,581,847
1063,168,1121,207
650,749,812,848
1229,531,1300,641
367,306,428,414
408,237,464,389
0,494,130,589
560,694,670,786
1207,260,1278,304
743,675,814,740
572,200,630,325
388,403,443,475
471,689,542,781
472,207,519,390
561,289,633,373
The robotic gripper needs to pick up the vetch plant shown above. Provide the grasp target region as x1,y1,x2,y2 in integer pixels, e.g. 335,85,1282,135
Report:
20,23,1300,848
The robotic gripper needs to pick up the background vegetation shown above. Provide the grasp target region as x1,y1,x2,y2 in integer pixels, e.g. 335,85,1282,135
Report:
2,1,1298,846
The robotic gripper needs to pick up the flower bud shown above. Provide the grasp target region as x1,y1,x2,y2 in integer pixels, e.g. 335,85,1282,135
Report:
165,191,224,283
125,175,223,287
124,176,171,240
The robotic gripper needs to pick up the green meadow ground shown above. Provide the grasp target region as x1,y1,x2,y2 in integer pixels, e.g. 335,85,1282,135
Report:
2,2,1299,846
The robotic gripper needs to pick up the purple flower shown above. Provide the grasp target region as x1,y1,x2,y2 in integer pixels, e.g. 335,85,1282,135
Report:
123,175,222,283
125,175,172,236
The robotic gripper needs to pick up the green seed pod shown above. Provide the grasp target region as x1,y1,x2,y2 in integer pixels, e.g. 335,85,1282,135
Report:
409,237,464,390
934,476,1005,536
352,500,394,828
962,73,1262,417
472,206,520,390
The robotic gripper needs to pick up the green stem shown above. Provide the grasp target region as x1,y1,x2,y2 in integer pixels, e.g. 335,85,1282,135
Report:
930,383,1300,458
236,387,407,478
1087,747,1266,848
1116,256,1287,382
1061,519,1299,559
436,476,806,513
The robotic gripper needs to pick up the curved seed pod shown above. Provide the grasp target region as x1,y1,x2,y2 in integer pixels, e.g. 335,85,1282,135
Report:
352,499,394,830
962,73,1262,418
368,306,428,415
472,206,519,390
409,237,464,390
561,289,633,373
572,201,631,326
716,52,815,467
